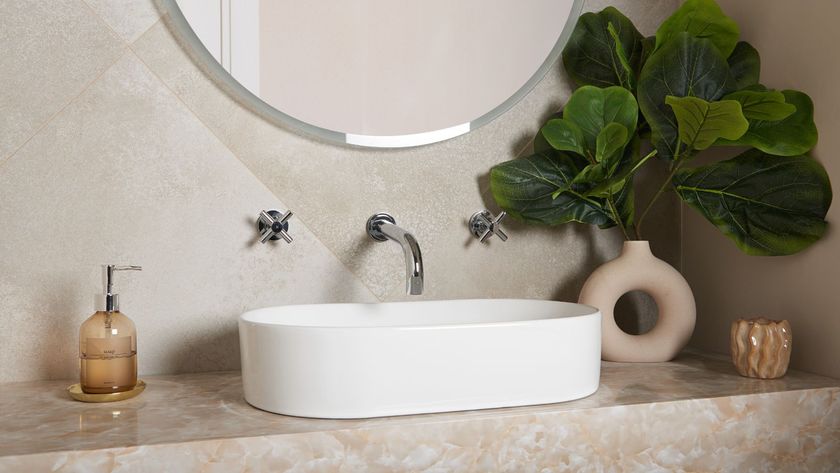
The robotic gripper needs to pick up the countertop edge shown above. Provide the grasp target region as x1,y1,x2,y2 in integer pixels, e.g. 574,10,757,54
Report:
3,385,838,463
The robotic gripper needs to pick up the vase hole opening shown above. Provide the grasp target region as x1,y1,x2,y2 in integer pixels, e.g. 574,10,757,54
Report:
614,290,659,335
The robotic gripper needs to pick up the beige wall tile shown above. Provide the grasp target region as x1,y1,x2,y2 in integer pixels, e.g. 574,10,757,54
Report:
583,0,677,21
132,0,681,304
84,0,161,43
0,53,375,382
0,0,686,382
0,0,124,161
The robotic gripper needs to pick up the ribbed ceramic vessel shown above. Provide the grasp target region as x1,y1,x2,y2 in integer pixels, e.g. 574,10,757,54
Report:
730,318,792,379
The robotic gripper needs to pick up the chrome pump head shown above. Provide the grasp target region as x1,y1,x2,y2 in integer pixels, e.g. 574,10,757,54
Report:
105,265,142,312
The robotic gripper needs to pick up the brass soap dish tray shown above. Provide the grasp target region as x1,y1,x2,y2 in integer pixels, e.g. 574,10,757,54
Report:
67,380,146,403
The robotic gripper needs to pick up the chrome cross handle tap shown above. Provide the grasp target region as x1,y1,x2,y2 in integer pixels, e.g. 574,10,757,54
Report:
258,209,293,244
470,210,508,243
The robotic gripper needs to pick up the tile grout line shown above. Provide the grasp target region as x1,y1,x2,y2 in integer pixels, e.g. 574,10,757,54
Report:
126,28,384,302
0,0,134,172
79,0,123,39
86,4,390,301
0,47,128,172
80,0,164,48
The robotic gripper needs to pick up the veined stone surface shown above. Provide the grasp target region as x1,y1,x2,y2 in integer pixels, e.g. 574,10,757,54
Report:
1,352,837,472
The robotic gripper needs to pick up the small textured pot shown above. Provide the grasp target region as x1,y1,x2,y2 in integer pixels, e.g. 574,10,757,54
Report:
730,318,792,379
579,241,696,362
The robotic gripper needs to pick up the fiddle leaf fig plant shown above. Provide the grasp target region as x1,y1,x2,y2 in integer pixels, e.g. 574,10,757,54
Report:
489,0,832,256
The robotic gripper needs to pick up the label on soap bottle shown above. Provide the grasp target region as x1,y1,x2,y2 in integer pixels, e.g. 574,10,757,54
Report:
84,336,133,358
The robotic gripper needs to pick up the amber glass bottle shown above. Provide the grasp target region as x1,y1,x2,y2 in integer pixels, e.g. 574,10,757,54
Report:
79,310,137,394
79,265,141,394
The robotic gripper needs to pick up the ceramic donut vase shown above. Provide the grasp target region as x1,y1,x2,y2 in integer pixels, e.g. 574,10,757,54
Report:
579,241,696,362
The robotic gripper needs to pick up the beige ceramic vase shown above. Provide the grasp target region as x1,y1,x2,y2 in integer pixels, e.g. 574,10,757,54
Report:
730,318,792,379
579,241,696,362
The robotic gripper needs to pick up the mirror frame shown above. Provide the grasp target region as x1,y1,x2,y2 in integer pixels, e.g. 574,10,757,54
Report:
157,0,584,148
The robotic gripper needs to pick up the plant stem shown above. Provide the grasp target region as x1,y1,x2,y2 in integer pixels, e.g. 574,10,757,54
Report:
610,148,658,241
582,149,633,241
631,149,659,176
581,149,633,241
636,164,682,238
606,195,631,241
637,142,686,239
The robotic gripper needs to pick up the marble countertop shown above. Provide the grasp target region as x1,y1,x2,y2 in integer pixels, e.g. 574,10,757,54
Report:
1,351,838,460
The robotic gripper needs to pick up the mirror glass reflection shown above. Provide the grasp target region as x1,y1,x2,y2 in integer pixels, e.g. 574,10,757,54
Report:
170,0,580,147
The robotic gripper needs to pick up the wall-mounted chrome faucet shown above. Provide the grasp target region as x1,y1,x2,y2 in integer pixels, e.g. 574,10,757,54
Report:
367,213,423,295
469,210,508,243
257,210,293,244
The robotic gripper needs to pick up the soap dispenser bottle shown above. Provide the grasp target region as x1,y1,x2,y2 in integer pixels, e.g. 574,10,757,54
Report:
79,265,142,394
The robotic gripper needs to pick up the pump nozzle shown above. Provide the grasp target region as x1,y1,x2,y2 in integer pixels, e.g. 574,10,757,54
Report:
105,265,142,312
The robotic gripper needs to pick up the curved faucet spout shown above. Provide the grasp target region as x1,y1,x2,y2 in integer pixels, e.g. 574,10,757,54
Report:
379,224,423,295
367,213,424,295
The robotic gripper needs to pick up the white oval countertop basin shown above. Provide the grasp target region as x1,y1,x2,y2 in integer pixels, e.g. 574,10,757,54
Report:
239,299,601,419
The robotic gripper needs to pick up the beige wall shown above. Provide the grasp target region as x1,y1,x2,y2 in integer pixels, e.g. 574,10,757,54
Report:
685,1,840,378
0,0,678,383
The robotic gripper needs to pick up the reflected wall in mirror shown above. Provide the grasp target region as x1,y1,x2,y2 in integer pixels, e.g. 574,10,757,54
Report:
162,0,583,147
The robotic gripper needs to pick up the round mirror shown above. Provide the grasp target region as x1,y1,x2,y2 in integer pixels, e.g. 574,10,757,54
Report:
161,0,583,147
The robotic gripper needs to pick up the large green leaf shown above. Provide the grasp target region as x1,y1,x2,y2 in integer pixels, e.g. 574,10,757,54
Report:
640,36,656,69
655,0,740,58
570,163,609,193
540,119,586,156
717,90,818,155
722,90,795,121
665,96,748,150
563,85,638,159
600,140,641,232
638,32,736,159
490,152,613,226
728,41,761,90
596,122,629,169
533,111,563,154
675,150,832,255
562,7,645,89
606,22,635,89
588,137,650,198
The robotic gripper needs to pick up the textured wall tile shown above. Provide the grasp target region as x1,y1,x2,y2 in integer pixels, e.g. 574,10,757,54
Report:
84,0,161,43
133,0,681,303
583,0,678,31
0,53,375,382
0,0,124,160
0,0,683,382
